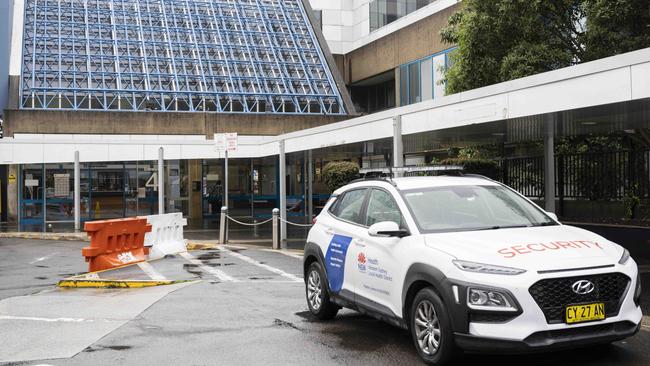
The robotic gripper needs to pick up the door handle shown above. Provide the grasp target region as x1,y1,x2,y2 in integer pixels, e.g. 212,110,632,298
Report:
355,238,366,247
325,227,334,235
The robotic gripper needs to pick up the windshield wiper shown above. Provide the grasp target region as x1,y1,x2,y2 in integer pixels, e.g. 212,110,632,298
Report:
475,224,530,231
533,221,557,227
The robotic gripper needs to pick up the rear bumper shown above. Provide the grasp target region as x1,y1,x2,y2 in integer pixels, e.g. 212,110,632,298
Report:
455,320,639,354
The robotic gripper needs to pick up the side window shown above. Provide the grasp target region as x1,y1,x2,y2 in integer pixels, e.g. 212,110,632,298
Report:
330,189,367,225
365,189,403,227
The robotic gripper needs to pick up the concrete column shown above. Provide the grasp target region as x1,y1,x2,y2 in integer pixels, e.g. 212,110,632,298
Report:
74,151,80,232
7,0,24,109
7,165,19,223
158,147,164,215
544,114,556,213
393,115,404,177
278,140,287,248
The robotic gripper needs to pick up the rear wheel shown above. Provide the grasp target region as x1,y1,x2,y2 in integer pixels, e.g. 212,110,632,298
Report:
305,262,339,320
410,287,461,365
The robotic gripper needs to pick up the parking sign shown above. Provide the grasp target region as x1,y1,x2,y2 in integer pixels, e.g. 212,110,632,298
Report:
214,133,238,152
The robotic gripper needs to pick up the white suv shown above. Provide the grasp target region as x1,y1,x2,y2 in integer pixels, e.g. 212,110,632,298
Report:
303,175,642,365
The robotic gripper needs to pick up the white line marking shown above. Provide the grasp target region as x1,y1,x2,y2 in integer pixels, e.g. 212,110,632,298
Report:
260,248,303,260
29,252,59,264
179,251,239,282
0,315,94,323
137,261,167,281
218,245,302,282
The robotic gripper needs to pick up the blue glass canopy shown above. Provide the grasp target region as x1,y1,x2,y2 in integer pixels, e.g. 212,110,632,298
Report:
20,0,346,114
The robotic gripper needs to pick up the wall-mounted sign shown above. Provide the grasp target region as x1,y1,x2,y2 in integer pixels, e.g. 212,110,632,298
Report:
25,179,38,187
8,174,16,184
54,174,70,197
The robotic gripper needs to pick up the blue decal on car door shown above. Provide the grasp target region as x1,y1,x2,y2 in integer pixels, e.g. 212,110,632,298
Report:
325,234,353,293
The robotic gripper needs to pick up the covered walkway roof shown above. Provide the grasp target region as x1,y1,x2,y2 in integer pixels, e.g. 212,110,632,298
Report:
1,47,650,165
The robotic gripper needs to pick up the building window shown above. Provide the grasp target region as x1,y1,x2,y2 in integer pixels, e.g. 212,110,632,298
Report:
398,48,455,107
369,0,434,32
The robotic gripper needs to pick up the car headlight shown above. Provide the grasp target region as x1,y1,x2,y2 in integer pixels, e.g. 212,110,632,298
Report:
453,260,526,275
619,249,631,265
467,287,518,312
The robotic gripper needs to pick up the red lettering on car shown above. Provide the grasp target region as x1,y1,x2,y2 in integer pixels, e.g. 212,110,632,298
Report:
512,245,531,255
498,248,516,259
527,243,545,252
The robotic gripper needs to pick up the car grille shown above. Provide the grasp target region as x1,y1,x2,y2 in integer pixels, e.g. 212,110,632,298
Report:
529,273,630,324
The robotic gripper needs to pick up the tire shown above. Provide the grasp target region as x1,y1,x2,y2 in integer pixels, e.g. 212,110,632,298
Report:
410,287,461,365
305,261,339,320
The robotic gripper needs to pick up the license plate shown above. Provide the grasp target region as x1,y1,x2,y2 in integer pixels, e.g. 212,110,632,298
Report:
565,303,605,324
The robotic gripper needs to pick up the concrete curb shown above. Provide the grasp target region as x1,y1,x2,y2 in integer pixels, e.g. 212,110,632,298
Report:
0,232,90,241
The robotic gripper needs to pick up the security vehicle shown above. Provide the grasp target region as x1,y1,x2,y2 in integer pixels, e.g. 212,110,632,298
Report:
303,175,642,365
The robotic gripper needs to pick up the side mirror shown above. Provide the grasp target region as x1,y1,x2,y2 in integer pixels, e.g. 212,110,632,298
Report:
368,221,409,238
546,212,558,221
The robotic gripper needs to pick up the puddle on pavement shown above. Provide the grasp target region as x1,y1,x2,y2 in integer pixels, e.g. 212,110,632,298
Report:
249,276,273,280
205,262,234,267
182,263,203,278
34,276,48,280
197,252,221,260
35,265,48,268
273,318,301,331
83,345,132,352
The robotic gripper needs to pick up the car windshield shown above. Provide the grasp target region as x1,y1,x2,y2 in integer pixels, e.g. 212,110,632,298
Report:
402,185,557,233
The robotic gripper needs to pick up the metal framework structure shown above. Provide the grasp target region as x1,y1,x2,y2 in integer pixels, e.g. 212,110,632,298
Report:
20,0,346,114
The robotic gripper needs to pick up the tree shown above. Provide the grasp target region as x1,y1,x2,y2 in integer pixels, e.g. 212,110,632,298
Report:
583,0,650,61
322,161,360,192
440,0,650,94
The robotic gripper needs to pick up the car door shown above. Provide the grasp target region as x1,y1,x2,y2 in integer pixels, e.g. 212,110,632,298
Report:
320,188,369,299
351,188,406,317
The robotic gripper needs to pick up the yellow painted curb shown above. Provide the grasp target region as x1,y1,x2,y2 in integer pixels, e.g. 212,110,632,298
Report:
186,242,218,251
58,279,190,288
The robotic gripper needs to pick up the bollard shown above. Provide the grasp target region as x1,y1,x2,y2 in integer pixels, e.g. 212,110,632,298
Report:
219,206,227,244
272,208,280,249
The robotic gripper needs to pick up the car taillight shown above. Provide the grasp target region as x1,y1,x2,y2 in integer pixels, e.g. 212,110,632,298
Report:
312,217,317,225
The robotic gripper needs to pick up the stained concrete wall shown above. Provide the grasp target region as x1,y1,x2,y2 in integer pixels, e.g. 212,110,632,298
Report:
336,3,460,85
3,109,347,138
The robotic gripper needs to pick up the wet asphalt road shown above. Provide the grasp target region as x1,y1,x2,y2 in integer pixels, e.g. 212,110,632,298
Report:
1,238,650,365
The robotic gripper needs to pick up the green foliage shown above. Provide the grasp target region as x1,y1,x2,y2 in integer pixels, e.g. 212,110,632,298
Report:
441,0,650,94
322,161,360,192
624,184,641,220
439,158,502,180
583,0,650,61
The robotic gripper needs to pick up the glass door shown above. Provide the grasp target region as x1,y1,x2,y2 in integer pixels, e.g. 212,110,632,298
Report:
20,164,45,231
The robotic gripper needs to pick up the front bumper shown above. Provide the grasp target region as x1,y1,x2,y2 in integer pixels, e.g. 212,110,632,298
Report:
444,260,643,353
455,320,639,354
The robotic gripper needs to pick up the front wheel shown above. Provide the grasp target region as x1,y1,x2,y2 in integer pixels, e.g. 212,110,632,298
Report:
410,287,461,365
305,262,339,320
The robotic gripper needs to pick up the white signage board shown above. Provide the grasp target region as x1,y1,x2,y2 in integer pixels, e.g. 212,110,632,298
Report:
214,133,238,152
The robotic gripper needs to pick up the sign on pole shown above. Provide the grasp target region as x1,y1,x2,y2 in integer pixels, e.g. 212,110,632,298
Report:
214,133,238,152
214,133,238,213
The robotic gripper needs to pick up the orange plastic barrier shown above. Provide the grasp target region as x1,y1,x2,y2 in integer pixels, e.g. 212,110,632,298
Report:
82,217,152,273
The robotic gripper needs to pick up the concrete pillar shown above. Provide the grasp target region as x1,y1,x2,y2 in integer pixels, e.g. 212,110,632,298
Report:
158,147,164,215
544,114,556,213
278,140,287,248
7,164,19,223
393,115,404,177
8,0,24,110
